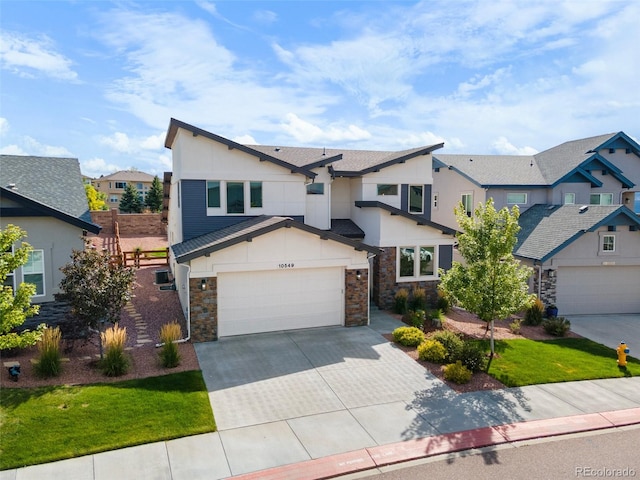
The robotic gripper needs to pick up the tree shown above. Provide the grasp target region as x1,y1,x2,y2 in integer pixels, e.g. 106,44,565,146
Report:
0,225,44,349
85,184,108,211
58,241,135,345
438,199,535,357
119,183,143,213
145,175,163,213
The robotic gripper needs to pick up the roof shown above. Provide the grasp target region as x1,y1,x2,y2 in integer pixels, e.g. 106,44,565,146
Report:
0,155,101,234
354,201,457,235
165,118,442,178
515,204,640,262
172,215,379,263
330,219,365,239
434,131,639,188
95,170,156,182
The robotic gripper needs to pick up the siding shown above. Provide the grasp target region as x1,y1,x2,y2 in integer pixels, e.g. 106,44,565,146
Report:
439,244,453,271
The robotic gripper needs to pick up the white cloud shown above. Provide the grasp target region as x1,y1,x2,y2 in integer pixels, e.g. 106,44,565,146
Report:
492,136,538,155
233,134,257,145
280,113,371,144
0,144,26,155
23,136,73,157
81,157,123,178
139,132,165,150
0,31,78,81
253,10,277,25
99,132,132,153
0,117,8,136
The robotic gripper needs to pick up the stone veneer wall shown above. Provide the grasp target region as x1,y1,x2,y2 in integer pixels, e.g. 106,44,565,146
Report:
91,209,166,235
533,267,557,307
189,277,218,342
345,269,369,326
372,246,439,310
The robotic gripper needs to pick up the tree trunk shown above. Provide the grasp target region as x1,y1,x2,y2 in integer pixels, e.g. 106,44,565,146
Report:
490,319,495,357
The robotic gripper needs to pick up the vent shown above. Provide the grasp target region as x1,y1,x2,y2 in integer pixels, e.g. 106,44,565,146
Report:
608,225,616,232
579,205,589,213
630,225,638,232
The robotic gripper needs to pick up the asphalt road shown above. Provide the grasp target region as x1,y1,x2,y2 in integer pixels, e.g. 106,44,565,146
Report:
340,426,640,480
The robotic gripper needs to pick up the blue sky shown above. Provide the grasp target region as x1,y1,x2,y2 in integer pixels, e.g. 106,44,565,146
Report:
1,0,639,178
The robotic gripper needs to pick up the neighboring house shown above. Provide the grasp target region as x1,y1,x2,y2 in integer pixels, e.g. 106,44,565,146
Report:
0,155,102,304
92,170,155,210
165,118,457,341
431,132,640,315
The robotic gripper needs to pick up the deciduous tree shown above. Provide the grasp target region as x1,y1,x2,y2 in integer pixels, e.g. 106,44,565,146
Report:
85,184,108,211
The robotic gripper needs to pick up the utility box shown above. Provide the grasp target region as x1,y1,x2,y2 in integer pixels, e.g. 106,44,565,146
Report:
155,269,170,284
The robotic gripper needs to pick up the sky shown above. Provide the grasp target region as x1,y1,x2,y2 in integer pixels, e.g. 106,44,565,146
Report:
1,0,639,178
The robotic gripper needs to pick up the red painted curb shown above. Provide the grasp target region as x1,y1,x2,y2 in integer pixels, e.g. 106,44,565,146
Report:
600,407,640,427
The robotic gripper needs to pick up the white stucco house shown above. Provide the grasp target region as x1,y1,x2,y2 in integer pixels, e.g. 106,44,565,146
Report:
164,119,457,341
431,132,640,315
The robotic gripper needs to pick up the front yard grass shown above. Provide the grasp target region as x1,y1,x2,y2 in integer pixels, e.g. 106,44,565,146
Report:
477,338,640,387
0,370,216,470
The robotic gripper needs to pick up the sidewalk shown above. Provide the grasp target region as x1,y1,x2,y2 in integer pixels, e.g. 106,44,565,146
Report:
3,311,640,480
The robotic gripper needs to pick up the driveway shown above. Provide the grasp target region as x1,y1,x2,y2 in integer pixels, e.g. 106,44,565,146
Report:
565,314,640,350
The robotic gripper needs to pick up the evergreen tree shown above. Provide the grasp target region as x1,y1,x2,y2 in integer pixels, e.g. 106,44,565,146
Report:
145,175,163,213
119,183,143,213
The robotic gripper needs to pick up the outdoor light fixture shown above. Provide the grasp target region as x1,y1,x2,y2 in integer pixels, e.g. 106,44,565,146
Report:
356,270,362,280
201,279,207,290
547,269,555,278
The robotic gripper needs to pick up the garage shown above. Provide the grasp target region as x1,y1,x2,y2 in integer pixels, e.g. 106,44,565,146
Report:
556,266,640,315
218,267,344,337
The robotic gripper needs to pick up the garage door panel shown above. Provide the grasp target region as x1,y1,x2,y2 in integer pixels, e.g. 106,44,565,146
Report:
557,266,640,315
218,268,344,337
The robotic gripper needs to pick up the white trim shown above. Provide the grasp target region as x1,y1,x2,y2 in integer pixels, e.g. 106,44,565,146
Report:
506,192,527,205
23,249,45,297
397,245,438,282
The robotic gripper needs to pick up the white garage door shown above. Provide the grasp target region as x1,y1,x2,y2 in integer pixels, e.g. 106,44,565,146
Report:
556,266,640,315
218,267,344,336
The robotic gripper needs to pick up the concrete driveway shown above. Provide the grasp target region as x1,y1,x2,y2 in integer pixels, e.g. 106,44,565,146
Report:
565,314,640,350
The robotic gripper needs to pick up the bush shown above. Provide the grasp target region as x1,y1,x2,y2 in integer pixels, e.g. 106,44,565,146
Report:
410,287,427,311
100,323,129,376
394,288,409,314
542,316,571,337
443,361,472,384
436,289,452,313
34,327,62,378
392,326,425,347
418,339,447,363
403,309,426,329
524,298,544,326
458,341,487,372
428,330,463,362
509,318,522,335
426,309,445,328
159,322,182,368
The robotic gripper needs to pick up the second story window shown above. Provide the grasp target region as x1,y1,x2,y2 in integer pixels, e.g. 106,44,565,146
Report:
250,182,263,208
306,183,324,195
564,193,575,204
507,193,527,205
409,185,423,214
207,181,220,208
115,182,126,189
461,193,473,217
590,193,613,205
377,184,398,196
227,182,244,214
601,234,615,253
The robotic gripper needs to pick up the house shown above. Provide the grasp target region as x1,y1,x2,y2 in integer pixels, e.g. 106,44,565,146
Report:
431,132,640,315
164,118,457,341
91,170,155,210
0,155,102,304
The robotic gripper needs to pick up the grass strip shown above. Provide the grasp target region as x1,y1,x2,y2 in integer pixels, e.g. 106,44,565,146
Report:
0,370,215,470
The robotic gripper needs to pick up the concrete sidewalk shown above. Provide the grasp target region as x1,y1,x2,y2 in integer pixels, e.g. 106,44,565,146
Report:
3,310,640,480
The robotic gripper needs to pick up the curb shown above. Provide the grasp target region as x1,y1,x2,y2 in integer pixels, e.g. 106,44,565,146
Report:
231,407,640,480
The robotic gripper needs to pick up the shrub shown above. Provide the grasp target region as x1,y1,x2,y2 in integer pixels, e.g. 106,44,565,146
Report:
418,339,447,363
509,318,522,335
394,288,409,314
403,309,426,329
34,327,62,378
392,326,425,347
458,341,487,372
410,287,427,311
426,309,445,328
436,289,452,313
542,316,571,337
428,329,463,362
100,323,129,376
159,322,182,368
443,361,472,384
524,298,544,326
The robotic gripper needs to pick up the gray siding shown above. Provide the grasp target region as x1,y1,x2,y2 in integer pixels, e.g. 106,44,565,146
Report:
439,244,453,271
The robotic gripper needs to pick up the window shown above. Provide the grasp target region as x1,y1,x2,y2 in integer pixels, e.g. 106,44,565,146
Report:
602,234,615,252
461,193,473,217
227,182,245,213
306,183,324,195
109,196,118,203
377,184,398,196
507,193,527,205
250,182,263,208
564,193,575,204
590,193,613,205
207,181,220,208
409,185,423,213
399,246,436,279
24,250,44,296
115,182,126,189
136,183,143,189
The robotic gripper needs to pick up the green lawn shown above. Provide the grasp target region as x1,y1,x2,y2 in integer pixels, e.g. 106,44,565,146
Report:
0,371,216,470
477,338,640,387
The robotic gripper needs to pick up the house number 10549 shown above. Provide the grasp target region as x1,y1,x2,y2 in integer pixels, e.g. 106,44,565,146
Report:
278,263,295,268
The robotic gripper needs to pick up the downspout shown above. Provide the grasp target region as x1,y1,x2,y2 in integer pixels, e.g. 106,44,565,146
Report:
536,261,542,298
156,262,191,347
